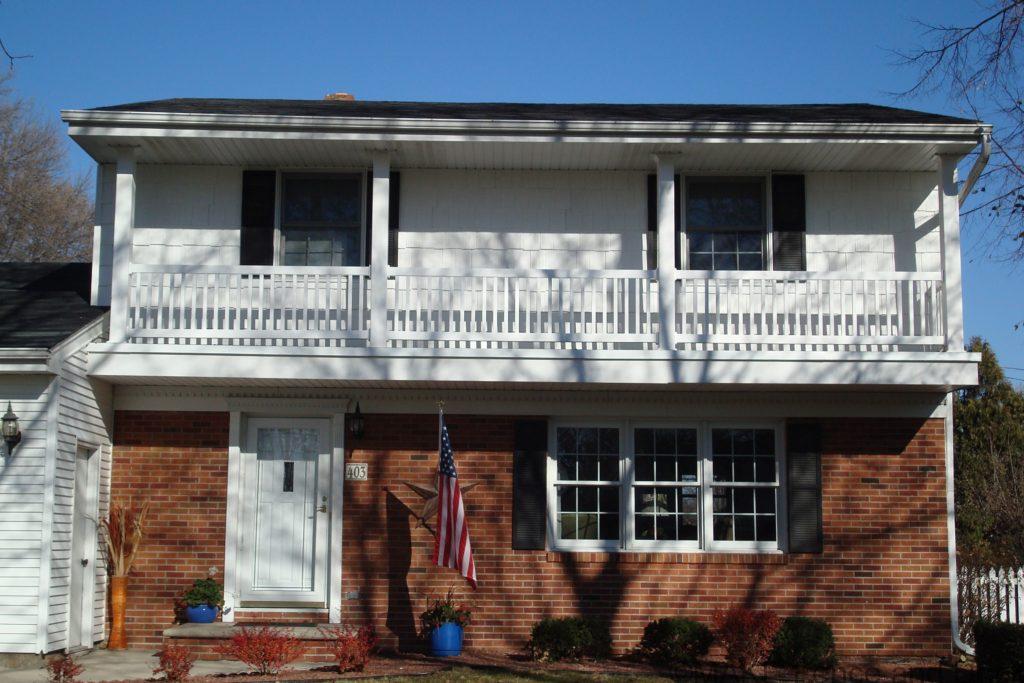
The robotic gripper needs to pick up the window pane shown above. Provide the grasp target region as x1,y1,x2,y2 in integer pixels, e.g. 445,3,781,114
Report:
559,514,576,539
679,516,699,540
689,252,713,270
713,456,732,482
654,428,675,453
755,457,776,483
754,429,775,455
283,176,361,225
599,455,618,481
636,515,654,540
559,487,576,512
579,487,597,512
734,516,756,541
677,429,698,454
678,456,698,482
599,428,618,454
734,488,754,514
738,253,763,270
599,487,619,513
686,178,765,230
578,456,599,481
713,252,738,270
755,488,776,513
599,514,619,540
737,232,763,252
634,429,653,455
713,515,733,540
734,457,755,482
577,513,599,539
557,454,576,481
636,456,654,481
688,232,713,252
756,516,777,542
656,515,676,541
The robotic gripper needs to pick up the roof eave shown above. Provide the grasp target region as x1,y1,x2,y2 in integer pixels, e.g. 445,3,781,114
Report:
60,109,991,143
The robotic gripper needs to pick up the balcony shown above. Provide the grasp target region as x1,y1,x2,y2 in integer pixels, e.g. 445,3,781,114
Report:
123,264,944,352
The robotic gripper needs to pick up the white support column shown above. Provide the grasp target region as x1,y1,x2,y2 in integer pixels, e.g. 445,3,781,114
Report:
108,148,136,343
369,153,390,348
938,155,965,351
655,156,678,350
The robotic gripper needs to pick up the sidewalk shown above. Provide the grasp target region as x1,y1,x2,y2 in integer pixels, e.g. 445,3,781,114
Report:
0,649,313,683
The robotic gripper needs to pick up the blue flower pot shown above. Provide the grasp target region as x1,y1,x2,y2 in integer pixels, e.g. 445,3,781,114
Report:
185,604,219,623
429,622,463,657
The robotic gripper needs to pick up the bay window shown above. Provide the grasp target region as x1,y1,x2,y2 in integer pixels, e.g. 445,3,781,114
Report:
549,421,784,552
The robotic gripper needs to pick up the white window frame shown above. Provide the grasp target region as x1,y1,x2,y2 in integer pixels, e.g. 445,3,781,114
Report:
547,418,787,553
627,421,703,552
547,420,625,552
275,170,368,267
703,421,787,553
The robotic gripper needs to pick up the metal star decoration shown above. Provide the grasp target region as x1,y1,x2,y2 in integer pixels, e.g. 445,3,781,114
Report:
403,479,480,534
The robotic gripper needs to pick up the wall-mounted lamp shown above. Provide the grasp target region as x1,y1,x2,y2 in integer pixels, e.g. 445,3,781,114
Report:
2,402,21,457
348,402,364,439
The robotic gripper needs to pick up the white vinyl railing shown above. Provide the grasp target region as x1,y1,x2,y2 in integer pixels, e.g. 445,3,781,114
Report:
674,271,945,351
127,265,371,345
958,566,1024,645
387,268,658,349
123,265,947,352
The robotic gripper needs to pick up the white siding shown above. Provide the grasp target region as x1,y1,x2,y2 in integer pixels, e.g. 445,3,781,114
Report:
92,164,115,306
805,171,940,272
397,169,649,269
133,165,242,266
0,374,53,653
47,327,112,652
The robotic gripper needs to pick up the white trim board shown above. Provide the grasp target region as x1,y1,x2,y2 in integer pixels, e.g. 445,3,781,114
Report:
111,386,949,419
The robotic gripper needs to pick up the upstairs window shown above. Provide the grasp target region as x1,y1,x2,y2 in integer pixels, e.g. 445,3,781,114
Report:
280,174,363,266
686,177,766,270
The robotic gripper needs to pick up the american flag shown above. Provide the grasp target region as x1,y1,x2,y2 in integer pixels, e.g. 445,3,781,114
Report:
432,413,477,588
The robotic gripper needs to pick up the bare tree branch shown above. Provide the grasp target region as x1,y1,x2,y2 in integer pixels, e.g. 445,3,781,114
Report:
0,37,30,70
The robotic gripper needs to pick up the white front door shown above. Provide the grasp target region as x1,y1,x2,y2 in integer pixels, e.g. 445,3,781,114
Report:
239,419,331,606
69,447,98,650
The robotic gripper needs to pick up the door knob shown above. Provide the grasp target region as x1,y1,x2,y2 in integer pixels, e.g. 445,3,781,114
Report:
81,558,89,567
317,504,328,513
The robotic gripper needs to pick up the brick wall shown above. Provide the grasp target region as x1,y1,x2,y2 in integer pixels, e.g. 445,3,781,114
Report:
341,415,950,657
111,411,230,648
111,411,950,657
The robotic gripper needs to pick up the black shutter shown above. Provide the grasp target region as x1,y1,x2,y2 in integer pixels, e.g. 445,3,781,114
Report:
388,171,401,267
240,170,276,266
364,171,373,265
512,419,548,550
645,174,682,269
771,174,806,270
787,422,823,553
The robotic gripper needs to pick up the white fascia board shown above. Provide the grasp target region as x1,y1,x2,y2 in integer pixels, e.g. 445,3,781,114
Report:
61,110,990,145
86,344,980,389
0,349,52,374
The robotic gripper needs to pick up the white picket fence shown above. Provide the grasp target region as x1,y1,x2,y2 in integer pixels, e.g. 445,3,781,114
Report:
958,565,1024,644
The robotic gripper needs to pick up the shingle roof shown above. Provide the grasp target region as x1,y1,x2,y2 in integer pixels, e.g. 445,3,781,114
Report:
87,98,978,126
0,263,106,349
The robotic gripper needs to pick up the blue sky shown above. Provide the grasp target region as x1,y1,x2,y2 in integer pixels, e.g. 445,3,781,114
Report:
5,0,1022,376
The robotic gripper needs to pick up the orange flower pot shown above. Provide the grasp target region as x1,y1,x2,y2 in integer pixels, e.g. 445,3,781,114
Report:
108,576,128,649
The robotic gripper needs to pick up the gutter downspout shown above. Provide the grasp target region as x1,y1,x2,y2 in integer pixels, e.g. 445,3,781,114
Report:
945,392,973,655
959,130,991,206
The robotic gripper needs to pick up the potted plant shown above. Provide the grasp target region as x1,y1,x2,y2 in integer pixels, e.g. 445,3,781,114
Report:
181,576,224,623
420,589,471,657
101,501,149,649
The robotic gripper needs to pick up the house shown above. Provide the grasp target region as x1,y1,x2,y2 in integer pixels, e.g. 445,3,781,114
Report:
50,97,987,658
0,263,111,659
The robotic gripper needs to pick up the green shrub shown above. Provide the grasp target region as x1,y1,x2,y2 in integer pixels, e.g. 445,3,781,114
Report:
528,616,611,661
974,620,1024,682
639,617,713,665
769,616,836,669
182,578,223,607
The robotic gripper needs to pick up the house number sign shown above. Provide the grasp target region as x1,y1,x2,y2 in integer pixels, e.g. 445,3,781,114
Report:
345,463,369,481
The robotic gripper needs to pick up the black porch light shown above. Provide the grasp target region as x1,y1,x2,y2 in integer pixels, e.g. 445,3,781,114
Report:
2,402,21,457
349,402,365,439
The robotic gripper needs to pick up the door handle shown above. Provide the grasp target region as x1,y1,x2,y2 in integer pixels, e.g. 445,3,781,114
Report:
81,558,89,567
317,504,328,513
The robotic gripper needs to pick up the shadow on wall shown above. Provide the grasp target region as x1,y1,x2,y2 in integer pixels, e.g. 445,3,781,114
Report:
385,490,418,651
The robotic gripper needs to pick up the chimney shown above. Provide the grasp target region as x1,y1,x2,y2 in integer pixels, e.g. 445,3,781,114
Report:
325,92,355,101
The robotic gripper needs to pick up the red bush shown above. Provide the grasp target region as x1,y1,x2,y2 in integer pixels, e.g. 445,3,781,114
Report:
213,626,305,675
713,607,782,673
46,655,83,683
154,643,197,681
320,625,377,673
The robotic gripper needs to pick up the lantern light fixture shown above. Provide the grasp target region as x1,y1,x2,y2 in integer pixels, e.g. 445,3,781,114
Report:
2,402,21,457
349,402,364,439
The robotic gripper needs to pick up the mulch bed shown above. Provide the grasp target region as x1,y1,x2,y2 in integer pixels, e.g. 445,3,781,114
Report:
94,649,976,682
